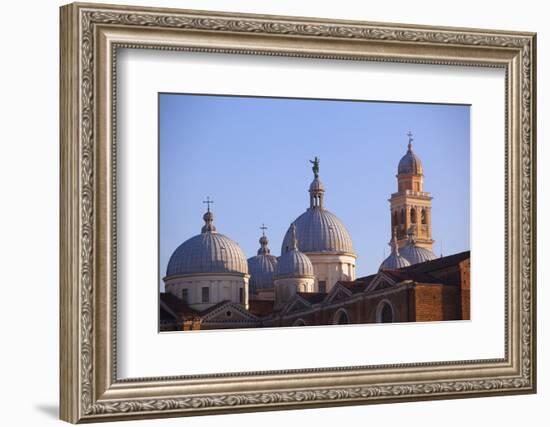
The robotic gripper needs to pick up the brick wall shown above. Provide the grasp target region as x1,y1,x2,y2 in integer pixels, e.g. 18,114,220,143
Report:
414,284,459,321
459,258,470,320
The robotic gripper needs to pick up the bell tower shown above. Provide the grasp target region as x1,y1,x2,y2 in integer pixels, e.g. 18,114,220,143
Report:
389,132,434,250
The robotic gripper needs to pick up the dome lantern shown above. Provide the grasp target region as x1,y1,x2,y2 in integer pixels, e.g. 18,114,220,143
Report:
308,156,325,209
247,224,278,296
201,196,216,233
257,223,271,255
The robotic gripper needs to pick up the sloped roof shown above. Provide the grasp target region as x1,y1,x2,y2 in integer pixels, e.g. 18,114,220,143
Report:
379,251,470,286
160,305,178,322
296,292,327,305
399,251,470,273
160,292,200,318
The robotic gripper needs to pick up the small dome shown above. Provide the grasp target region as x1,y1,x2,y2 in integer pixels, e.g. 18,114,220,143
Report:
398,149,423,175
309,177,325,192
398,134,423,175
276,224,314,278
400,240,437,265
276,250,314,278
166,208,248,277
248,254,278,291
247,227,278,292
379,253,411,271
379,231,411,271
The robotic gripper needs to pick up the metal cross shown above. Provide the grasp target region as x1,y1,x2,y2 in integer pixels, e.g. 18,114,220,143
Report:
260,223,268,236
407,130,414,142
203,196,214,212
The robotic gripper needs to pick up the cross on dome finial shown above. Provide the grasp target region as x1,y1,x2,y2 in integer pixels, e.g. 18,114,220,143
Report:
257,223,271,255
201,197,216,233
203,196,214,212
407,130,414,151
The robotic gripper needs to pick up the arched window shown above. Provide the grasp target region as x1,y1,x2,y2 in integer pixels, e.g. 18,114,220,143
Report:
410,208,417,224
392,211,398,227
333,308,351,325
376,301,395,323
421,208,427,224
400,209,405,224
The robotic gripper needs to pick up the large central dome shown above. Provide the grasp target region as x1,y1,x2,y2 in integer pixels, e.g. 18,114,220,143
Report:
281,208,354,254
281,161,354,255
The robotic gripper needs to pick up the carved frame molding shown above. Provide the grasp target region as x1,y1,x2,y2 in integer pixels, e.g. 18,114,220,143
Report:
60,2,536,423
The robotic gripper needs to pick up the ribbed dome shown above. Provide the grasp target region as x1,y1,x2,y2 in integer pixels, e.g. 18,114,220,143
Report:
400,241,437,265
276,223,314,278
276,250,314,278
166,209,248,277
247,229,278,291
379,232,411,271
380,253,411,270
248,254,278,290
281,208,354,254
398,134,423,175
398,149,423,175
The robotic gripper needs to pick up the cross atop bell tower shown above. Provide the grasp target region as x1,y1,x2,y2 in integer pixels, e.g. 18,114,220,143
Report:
389,132,434,250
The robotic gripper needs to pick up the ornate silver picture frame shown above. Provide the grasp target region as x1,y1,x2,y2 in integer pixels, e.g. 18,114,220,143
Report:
60,2,536,423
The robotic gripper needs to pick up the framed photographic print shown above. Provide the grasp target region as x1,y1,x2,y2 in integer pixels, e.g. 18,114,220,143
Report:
60,2,537,423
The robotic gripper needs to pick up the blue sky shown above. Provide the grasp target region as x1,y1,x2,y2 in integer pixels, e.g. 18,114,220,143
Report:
159,94,470,288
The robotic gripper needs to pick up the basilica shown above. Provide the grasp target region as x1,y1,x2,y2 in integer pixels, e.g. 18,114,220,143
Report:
160,134,470,331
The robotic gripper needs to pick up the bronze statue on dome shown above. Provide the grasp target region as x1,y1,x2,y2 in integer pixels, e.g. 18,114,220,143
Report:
309,156,320,178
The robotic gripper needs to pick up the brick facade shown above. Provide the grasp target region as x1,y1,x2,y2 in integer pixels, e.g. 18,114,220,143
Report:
160,251,470,331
